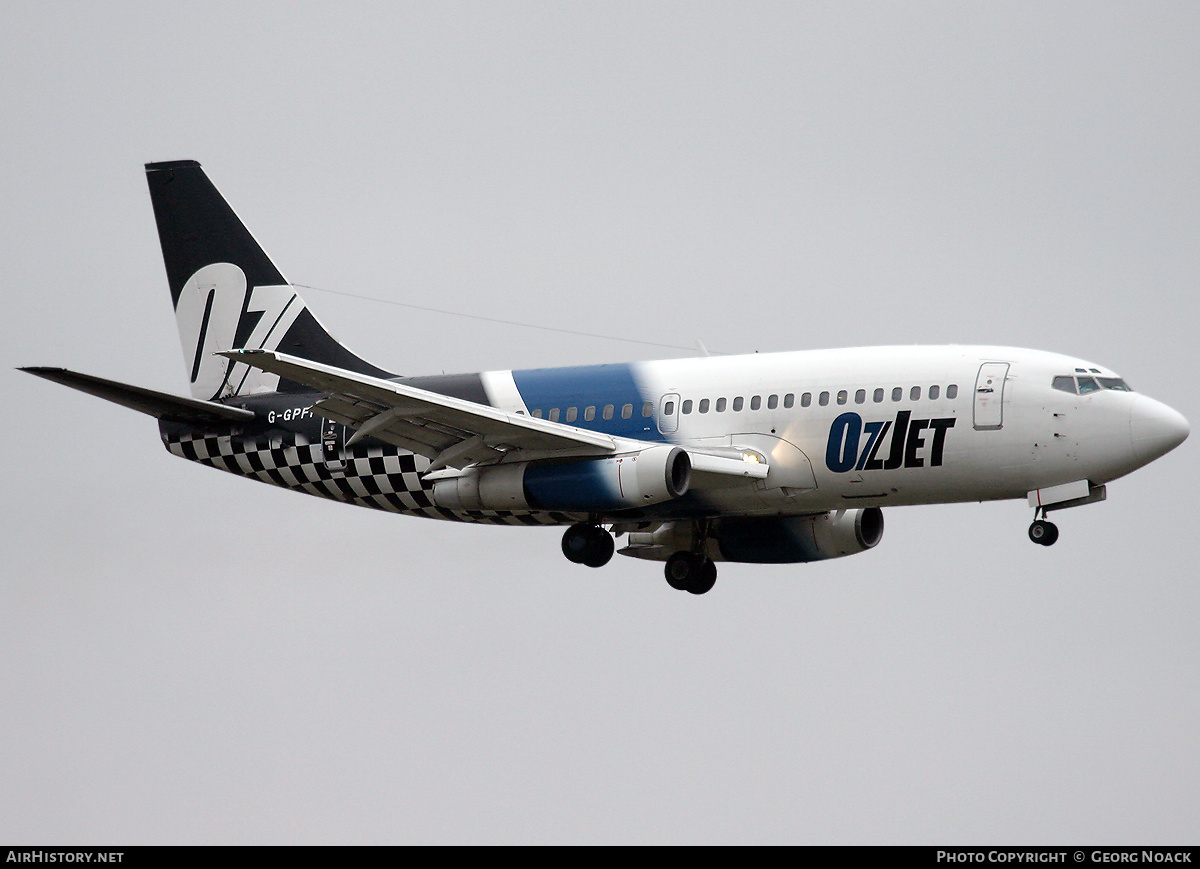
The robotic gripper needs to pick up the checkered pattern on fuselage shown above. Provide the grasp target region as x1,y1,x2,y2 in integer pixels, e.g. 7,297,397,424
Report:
161,429,580,527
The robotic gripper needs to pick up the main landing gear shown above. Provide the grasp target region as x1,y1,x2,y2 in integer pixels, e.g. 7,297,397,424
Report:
1028,511,1059,546
561,520,719,595
561,523,615,568
664,551,717,595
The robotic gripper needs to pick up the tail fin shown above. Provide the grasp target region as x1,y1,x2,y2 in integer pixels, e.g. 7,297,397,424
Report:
145,160,393,400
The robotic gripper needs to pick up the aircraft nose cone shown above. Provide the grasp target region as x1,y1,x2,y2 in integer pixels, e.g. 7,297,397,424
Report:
1130,395,1189,465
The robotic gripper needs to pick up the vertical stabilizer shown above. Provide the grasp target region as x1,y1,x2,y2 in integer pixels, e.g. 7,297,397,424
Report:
145,160,392,400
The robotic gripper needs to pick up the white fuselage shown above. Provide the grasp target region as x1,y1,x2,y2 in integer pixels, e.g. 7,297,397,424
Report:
158,344,1187,531
477,345,1187,518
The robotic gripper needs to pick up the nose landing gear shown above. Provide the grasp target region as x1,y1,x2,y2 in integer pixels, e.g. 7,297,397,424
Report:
1028,512,1059,546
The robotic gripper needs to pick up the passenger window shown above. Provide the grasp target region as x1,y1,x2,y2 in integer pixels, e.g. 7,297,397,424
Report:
1099,377,1132,392
549,408,560,422
566,407,578,422
662,401,674,416
911,386,921,401
767,394,778,410
947,385,958,399
855,389,866,404
1052,376,1076,394
698,399,709,414
929,385,940,400
642,401,654,417
733,397,744,411
682,400,693,414
892,387,902,402
532,409,543,419
836,390,847,405
585,406,596,421
716,398,727,412
603,404,614,420
818,392,829,407
751,396,762,410
783,393,794,409
621,403,633,419
873,388,884,403
801,393,812,408
1077,377,1101,394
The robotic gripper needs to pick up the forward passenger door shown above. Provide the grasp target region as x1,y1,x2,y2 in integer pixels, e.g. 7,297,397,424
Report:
973,362,1010,430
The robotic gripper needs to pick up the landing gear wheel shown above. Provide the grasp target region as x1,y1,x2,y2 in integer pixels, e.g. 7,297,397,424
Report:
664,552,717,594
686,559,717,595
664,552,696,590
562,523,614,567
581,526,614,568
562,524,593,563
1028,519,1059,546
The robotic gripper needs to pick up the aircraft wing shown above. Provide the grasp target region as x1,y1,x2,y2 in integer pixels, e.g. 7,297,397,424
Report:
221,349,618,469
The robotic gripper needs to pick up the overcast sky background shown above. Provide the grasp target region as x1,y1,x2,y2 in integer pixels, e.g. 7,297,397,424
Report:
2,1,1197,845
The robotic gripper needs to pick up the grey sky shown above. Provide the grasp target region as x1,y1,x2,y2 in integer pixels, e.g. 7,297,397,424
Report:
2,1,1197,844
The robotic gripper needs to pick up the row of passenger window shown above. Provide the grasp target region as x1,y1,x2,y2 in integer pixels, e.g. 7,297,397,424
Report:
668,384,959,416
526,383,961,423
530,402,654,422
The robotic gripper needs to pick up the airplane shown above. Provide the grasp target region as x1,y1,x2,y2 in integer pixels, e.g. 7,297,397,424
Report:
21,160,1190,595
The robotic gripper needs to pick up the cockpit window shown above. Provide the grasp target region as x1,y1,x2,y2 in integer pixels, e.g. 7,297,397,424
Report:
1051,375,1135,395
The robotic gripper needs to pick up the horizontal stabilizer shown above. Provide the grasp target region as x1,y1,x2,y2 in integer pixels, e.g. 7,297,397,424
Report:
20,367,255,425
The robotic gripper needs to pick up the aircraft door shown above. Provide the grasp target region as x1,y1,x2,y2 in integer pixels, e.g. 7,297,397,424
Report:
658,393,680,435
973,362,1010,430
321,417,347,473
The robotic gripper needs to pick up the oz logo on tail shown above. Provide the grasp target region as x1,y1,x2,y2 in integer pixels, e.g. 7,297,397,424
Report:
175,263,304,400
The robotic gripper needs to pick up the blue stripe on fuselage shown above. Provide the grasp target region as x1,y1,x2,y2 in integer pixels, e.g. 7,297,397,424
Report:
510,363,665,442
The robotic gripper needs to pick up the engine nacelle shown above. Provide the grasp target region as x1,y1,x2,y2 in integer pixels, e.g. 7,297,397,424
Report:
714,507,884,563
431,446,691,513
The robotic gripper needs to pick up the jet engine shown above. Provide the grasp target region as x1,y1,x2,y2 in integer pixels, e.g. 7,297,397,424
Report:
714,507,884,563
431,445,691,513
